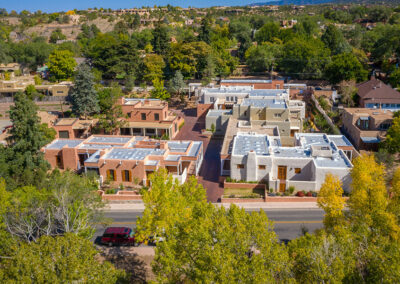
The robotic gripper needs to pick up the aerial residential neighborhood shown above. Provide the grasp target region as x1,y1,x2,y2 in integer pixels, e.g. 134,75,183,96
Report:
1,1,400,283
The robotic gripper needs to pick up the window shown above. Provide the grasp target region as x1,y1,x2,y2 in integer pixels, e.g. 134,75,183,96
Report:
237,164,244,169
59,131,69,138
274,113,282,118
141,113,146,120
121,170,132,182
276,84,280,89
128,112,132,118
56,91,64,94
174,123,177,132
210,97,215,103
295,168,301,174
258,165,266,170
106,169,116,181
154,113,159,121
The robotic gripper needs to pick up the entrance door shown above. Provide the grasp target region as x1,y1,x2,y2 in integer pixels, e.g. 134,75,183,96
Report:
278,166,287,180
278,166,287,193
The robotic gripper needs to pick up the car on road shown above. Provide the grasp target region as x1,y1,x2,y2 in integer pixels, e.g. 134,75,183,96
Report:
100,227,139,247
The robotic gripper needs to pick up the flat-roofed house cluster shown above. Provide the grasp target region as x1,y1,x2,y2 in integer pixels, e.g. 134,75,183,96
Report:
42,135,203,186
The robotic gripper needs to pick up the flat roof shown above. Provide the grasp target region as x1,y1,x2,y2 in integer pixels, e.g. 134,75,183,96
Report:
165,155,181,161
54,118,77,126
103,148,166,161
188,141,202,157
221,79,274,83
327,135,353,147
87,136,132,144
168,141,191,152
272,147,311,158
314,151,352,168
233,134,269,156
241,99,287,109
85,150,101,163
46,139,83,149
206,110,232,117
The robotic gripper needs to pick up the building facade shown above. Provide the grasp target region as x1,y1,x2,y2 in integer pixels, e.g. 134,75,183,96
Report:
227,132,353,192
118,98,184,139
42,135,203,187
341,108,393,151
357,77,400,111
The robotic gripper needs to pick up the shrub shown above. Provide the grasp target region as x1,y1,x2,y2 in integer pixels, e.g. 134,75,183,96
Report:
306,191,313,197
296,191,305,197
284,191,290,196
312,192,318,197
226,177,232,182
288,186,295,194
178,121,185,130
105,188,116,194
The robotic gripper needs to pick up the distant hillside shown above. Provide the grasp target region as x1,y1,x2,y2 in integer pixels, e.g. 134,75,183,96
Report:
249,0,333,5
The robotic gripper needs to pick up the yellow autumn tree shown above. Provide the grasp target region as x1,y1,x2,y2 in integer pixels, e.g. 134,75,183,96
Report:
348,153,399,240
317,174,346,232
389,167,400,224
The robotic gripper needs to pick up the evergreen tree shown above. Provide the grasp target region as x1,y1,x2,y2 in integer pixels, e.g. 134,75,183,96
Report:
168,70,186,102
70,63,99,119
198,16,212,44
151,24,170,55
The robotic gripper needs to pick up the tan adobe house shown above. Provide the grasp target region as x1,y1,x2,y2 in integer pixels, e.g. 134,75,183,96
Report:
42,135,203,187
118,98,184,139
53,118,98,139
341,108,393,151
0,77,72,97
357,77,400,111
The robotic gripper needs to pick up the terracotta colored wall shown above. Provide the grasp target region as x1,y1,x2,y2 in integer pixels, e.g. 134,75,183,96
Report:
44,149,62,169
61,147,79,170
53,125,75,139
221,80,284,90
197,104,213,117
121,105,168,122
99,160,146,186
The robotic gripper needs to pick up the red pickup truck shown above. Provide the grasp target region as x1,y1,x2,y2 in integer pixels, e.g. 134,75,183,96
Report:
100,227,138,247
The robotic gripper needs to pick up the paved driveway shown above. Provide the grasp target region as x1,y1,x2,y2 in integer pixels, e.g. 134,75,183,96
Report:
173,108,224,202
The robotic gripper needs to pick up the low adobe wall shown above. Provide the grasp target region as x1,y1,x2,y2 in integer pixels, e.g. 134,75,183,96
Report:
265,197,317,202
98,190,142,201
197,104,213,117
221,198,266,203
224,181,266,190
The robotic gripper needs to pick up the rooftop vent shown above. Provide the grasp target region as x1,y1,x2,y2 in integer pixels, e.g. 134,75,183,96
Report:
311,145,332,158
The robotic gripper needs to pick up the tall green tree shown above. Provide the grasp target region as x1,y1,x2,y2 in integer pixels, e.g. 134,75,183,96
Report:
385,116,400,154
151,24,170,55
245,43,282,73
321,25,351,55
97,84,126,134
70,63,99,119
198,16,212,44
0,233,126,283
142,53,165,83
325,53,368,84
255,22,280,44
168,70,186,102
49,28,66,43
47,49,76,81
150,78,170,101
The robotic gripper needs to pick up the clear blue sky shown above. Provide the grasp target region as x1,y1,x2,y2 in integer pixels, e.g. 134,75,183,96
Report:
1,0,259,13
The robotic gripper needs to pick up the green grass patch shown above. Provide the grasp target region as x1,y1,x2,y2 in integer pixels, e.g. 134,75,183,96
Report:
223,188,265,198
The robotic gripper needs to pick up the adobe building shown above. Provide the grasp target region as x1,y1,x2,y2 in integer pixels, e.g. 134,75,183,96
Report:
53,118,98,139
220,79,285,90
357,77,400,111
342,108,393,151
42,135,203,187
118,98,184,139
225,132,353,193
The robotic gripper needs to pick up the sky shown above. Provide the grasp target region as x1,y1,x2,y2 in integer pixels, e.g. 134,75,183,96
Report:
0,0,259,13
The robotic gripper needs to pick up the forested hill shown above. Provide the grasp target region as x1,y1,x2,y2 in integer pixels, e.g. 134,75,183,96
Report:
250,0,332,6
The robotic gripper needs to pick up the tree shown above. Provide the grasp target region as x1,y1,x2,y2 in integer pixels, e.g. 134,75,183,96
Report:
321,25,351,55
385,117,400,153
281,37,330,79
47,49,76,81
255,22,280,44
389,68,400,88
49,28,66,43
0,234,126,283
4,171,104,242
124,73,135,92
150,78,170,101
198,16,212,44
0,93,49,189
151,24,170,55
317,174,346,231
38,123,56,145
338,80,358,107
348,154,399,240
70,63,99,119
245,43,282,73
137,170,293,283
325,53,367,85
97,84,126,134
168,70,186,102
142,53,165,83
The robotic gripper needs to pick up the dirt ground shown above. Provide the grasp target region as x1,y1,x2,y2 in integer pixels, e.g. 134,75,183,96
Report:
98,246,156,283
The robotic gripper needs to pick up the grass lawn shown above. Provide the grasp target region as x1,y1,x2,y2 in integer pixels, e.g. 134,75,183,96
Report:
224,188,265,198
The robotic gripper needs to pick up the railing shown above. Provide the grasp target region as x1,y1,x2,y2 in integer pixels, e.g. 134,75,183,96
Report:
172,167,188,185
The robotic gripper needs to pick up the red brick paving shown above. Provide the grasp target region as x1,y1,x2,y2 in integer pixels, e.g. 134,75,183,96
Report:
173,108,224,202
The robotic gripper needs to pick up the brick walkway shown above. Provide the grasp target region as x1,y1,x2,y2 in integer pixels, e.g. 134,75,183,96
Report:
173,108,224,202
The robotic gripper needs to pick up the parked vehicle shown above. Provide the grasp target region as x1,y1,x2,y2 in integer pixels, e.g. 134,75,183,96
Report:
100,227,138,247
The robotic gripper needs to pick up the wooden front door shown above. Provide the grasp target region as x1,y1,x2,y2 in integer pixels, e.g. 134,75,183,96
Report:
278,166,287,180
278,166,287,192
279,183,286,192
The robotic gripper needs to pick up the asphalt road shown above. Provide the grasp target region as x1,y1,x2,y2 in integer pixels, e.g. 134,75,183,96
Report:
94,209,324,242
